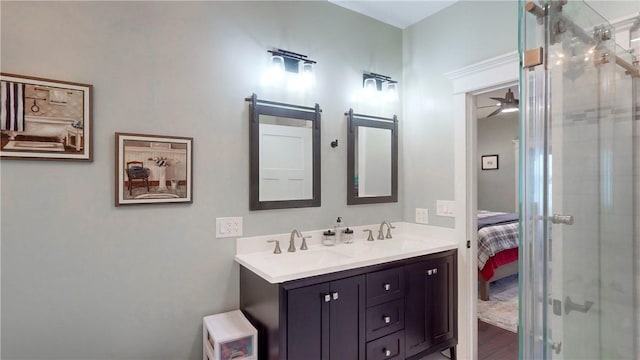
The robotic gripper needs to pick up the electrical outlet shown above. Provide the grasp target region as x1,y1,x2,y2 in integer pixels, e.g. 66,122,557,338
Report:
216,217,243,238
415,208,429,224
436,200,455,217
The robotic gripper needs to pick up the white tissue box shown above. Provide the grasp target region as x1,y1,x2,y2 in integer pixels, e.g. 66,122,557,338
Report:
203,310,257,360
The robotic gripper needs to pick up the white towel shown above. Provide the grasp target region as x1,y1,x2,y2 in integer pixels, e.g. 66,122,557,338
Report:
49,89,68,105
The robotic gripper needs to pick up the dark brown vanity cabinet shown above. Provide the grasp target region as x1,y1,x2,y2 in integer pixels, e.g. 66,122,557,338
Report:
287,276,366,360
239,249,456,360
404,253,458,359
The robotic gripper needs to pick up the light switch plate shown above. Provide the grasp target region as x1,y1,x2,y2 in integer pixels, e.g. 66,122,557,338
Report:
436,200,455,217
216,217,243,238
415,208,429,224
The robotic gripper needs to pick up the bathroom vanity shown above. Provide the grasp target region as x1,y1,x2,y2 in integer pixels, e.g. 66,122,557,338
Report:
236,228,457,360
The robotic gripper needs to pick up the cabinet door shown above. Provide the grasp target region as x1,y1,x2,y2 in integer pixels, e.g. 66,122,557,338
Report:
404,262,428,358
286,276,365,360
287,282,331,360
329,275,365,360
426,255,456,346
404,253,457,358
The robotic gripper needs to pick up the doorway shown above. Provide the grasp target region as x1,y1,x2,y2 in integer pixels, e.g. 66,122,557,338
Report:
474,85,520,359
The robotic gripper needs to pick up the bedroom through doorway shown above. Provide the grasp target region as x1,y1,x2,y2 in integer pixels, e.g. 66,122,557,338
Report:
474,84,520,359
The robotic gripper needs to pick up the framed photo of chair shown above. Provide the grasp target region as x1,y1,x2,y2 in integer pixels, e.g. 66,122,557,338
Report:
115,132,193,206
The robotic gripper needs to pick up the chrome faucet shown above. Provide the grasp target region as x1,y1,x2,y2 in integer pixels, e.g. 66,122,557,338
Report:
288,229,302,252
377,221,396,240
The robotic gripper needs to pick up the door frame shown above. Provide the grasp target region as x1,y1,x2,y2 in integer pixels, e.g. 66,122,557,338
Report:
445,51,519,360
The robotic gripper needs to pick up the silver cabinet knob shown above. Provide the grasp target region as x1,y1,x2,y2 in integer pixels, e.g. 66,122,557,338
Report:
383,316,391,324
427,269,433,275
324,294,331,302
332,292,339,300
384,349,391,357
384,283,391,291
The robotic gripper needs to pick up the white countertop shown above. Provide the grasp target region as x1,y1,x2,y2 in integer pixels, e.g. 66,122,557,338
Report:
234,222,458,283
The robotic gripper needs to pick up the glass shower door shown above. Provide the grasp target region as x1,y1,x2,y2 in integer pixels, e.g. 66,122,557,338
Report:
519,1,636,359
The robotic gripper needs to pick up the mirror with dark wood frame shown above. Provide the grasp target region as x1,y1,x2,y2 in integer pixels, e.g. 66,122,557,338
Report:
247,94,321,210
346,109,398,205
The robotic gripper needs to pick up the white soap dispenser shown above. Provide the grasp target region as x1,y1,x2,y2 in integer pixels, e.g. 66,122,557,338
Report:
334,217,343,243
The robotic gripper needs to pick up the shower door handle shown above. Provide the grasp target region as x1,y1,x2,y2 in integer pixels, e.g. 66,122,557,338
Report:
550,213,574,225
564,296,593,315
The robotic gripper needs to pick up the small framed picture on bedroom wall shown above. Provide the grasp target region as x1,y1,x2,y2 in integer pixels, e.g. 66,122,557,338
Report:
1,73,93,161
115,132,193,206
481,154,499,170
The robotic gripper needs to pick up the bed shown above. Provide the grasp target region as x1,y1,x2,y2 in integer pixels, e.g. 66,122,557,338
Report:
477,210,519,301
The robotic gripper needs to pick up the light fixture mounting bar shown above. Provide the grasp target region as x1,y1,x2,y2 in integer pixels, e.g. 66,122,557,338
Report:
363,72,394,82
268,48,316,64
362,72,397,91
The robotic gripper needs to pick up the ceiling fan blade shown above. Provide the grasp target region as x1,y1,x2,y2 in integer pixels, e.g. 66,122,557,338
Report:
490,97,506,102
486,108,503,118
478,104,497,109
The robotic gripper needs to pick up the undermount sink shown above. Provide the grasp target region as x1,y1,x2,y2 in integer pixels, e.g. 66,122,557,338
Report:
327,237,427,257
247,247,352,274
327,241,376,257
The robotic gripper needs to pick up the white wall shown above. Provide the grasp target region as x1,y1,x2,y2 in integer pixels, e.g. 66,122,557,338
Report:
477,112,518,212
0,2,402,359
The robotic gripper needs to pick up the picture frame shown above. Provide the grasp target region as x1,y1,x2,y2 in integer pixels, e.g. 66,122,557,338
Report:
1,73,92,161
481,154,499,170
115,132,193,206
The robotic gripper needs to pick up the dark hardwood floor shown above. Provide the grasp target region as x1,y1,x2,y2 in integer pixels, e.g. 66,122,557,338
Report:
478,320,518,360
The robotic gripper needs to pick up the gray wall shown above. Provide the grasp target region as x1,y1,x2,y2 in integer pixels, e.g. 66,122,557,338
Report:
402,1,519,227
477,112,519,212
401,0,638,227
0,2,402,359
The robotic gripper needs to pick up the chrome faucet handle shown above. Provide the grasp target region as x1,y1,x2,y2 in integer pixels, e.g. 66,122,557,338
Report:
288,229,302,252
385,221,395,239
267,239,282,254
301,236,311,250
363,229,374,241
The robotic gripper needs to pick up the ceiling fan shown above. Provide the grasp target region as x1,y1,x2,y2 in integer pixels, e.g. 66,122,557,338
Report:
479,88,519,118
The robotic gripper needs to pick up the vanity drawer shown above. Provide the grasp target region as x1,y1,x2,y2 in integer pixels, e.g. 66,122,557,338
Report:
366,299,404,341
366,267,404,307
366,330,405,360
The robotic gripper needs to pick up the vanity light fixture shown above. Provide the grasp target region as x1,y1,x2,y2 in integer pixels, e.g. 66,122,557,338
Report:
362,72,399,102
267,48,316,73
265,48,317,89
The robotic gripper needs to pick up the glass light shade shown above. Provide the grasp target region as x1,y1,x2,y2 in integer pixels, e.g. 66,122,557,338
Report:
301,62,313,74
385,82,398,102
261,55,286,86
271,55,285,73
298,62,315,89
363,78,377,91
502,106,519,113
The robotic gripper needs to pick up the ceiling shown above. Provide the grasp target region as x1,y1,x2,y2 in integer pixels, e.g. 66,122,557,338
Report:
328,0,459,29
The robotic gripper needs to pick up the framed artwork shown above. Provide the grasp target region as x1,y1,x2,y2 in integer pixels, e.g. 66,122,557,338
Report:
115,132,193,206
481,154,499,170
0,73,92,161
